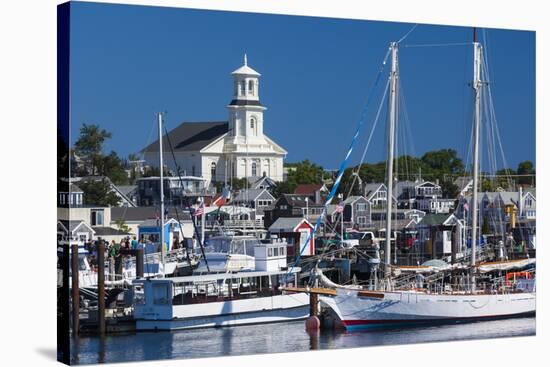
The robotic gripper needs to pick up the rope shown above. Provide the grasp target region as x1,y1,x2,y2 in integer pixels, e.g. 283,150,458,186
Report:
286,48,392,277
397,24,418,44
402,42,472,48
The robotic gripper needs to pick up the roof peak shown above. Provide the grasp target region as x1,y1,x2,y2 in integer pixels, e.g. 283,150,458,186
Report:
231,54,261,76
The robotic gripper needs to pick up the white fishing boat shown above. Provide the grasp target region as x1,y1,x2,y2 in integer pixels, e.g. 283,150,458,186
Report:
317,37,535,330
132,240,309,330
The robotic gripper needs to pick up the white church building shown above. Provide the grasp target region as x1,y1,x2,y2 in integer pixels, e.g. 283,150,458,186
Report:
142,56,287,186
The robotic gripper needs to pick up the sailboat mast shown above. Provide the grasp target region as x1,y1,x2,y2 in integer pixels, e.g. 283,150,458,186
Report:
471,42,482,271
158,112,166,275
384,42,398,273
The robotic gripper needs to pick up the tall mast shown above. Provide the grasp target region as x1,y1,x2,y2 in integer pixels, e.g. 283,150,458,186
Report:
384,42,398,276
470,40,483,286
158,112,166,276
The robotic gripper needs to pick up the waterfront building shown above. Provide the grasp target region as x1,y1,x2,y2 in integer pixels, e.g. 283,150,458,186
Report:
142,56,287,186
268,217,315,257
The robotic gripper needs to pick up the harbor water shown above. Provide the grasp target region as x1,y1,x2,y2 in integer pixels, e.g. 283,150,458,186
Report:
71,317,535,364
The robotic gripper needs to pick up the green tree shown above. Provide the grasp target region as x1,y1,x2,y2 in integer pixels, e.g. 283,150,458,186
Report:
440,180,459,198
273,160,325,196
115,218,130,233
79,178,121,206
74,124,112,175
421,149,465,176
517,160,535,186
99,151,129,185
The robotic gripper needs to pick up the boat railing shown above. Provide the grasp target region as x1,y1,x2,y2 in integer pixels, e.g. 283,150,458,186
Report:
222,219,264,228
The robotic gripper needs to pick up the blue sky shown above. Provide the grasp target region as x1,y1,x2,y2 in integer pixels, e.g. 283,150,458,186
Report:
69,1,535,171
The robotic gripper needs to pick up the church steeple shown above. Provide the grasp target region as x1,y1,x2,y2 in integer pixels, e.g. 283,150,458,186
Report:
227,55,266,139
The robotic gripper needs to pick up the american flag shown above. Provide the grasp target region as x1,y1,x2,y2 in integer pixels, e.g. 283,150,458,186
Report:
193,202,204,216
335,202,344,213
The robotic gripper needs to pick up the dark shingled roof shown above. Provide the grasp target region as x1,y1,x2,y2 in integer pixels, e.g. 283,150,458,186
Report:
142,121,228,153
111,206,192,222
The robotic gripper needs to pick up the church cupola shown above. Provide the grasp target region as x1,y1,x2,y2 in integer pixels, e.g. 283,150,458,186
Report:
227,54,266,139
230,54,262,105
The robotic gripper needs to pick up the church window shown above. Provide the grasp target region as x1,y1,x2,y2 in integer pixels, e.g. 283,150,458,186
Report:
192,165,196,176
234,81,238,96
252,162,257,177
241,80,246,96
211,162,217,181
248,80,254,95
250,117,255,129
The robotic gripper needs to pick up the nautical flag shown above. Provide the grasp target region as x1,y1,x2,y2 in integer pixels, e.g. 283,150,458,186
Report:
335,202,344,213
193,202,204,216
213,187,231,207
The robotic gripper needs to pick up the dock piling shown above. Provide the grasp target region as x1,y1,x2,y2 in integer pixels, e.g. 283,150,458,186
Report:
136,248,144,278
97,241,106,335
71,244,80,335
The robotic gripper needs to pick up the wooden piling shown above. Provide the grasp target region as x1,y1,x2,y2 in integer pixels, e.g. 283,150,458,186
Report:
97,241,106,335
71,244,80,335
309,292,319,317
59,244,70,363
136,248,144,279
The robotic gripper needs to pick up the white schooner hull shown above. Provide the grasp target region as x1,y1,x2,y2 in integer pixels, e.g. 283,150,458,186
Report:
321,288,535,330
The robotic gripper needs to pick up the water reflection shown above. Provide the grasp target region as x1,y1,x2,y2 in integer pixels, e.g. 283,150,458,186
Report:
72,317,535,365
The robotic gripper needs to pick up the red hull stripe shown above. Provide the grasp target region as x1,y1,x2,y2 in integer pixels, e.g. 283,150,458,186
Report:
342,312,535,326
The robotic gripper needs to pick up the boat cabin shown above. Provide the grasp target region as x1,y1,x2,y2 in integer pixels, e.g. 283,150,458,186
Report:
133,268,299,321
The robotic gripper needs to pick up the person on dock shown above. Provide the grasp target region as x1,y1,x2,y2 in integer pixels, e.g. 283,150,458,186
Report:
131,236,138,250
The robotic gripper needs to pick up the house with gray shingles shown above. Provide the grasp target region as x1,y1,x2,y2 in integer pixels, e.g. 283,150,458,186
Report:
459,189,536,233
519,187,536,219
58,182,84,207
363,183,397,209
69,176,137,207
342,196,371,229
416,213,465,258
263,194,324,229
413,180,456,214
57,220,95,242
232,188,276,220
248,175,277,191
